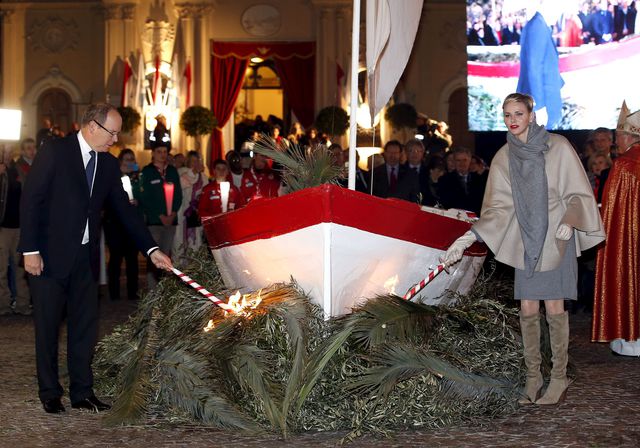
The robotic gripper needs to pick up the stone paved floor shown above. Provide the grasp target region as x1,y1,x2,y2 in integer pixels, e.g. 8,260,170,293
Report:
1,299,639,448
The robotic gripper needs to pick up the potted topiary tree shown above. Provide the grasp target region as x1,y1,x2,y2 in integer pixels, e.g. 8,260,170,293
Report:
314,106,349,142
117,106,142,133
384,103,417,144
179,105,217,152
116,106,142,145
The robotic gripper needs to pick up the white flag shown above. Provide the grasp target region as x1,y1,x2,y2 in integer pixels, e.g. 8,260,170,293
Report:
366,0,424,123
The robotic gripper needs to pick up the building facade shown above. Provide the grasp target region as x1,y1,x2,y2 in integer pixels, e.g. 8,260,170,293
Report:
0,0,469,160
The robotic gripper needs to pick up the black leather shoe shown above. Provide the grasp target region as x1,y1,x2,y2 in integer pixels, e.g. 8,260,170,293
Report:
43,397,65,414
71,395,111,412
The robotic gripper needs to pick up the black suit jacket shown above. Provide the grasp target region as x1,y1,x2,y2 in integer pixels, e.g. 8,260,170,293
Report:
18,133,156,280
404,163,439,206
371,163,420,202
614,6,636,38
437,171,486,215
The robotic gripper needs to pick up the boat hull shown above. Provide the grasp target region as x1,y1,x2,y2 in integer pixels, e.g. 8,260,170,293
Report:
204,184,487,316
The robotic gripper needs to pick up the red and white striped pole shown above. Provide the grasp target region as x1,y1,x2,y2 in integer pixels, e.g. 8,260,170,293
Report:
172,267,232,311
403,263,446,301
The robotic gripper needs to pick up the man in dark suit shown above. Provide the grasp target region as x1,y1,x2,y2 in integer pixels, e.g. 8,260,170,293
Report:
18,103,173,414
613,0,636,41
371,140,420,202
437,147,486,215
592,0,614,44
404,138,437,206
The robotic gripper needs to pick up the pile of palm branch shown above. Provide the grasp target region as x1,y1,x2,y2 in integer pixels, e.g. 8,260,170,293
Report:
94,249,526,438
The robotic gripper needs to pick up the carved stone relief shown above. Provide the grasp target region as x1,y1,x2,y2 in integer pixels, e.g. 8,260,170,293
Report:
27,16,79,54
441,19,467,52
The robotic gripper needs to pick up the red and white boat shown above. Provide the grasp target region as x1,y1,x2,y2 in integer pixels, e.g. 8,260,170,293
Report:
202,184,486,317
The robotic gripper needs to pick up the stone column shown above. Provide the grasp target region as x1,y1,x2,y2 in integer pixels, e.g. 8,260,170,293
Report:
0,6,26,108
103,4,122,88
193,4,213,108
175,3,195,104
122,3,137,57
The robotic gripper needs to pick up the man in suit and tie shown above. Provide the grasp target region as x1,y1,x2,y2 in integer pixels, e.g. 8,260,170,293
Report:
437,146,486,215
19,103,173,414
371,140,419,202
404,138,437,206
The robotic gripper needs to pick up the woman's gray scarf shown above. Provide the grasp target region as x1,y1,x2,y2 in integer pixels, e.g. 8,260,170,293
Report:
507,123,550,277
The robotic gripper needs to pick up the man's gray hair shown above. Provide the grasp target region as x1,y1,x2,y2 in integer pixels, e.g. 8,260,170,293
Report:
405,138,425,153
81,103,118,126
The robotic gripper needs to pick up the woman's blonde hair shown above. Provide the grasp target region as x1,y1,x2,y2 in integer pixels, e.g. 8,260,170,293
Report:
502,93,534,112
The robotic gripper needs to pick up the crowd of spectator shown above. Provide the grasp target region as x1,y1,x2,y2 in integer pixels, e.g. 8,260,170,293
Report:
0,112,623,315
468,0,638,47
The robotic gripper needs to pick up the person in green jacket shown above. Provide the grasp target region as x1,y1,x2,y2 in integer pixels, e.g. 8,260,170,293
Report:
138,145,182,288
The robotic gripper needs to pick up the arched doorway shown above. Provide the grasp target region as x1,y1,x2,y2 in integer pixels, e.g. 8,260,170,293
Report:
234,58,286,149
37,88,72,135
447,87,474,150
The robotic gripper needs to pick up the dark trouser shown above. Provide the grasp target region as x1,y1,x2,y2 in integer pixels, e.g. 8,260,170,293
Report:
105,221,139,300
30,244,98,403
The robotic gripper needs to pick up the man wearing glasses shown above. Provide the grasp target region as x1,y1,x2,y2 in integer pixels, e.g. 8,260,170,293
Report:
18,103,173,414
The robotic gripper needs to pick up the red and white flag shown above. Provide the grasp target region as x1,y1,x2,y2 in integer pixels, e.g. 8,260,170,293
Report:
183,61,192,108
152,55,161,104
121,58,133,107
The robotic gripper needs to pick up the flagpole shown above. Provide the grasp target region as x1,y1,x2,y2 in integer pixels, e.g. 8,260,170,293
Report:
347,0,360,191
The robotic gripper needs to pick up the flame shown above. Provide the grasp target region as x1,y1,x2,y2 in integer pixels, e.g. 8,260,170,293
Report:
203,319,215,332
202,291,264,332
224,290,263,316
384,274,399,295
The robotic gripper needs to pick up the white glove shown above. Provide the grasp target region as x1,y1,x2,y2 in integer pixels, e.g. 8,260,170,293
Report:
555,223,573,241
442,231,477,266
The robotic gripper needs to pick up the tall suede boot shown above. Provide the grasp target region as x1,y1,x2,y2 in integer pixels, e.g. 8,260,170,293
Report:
518,312,543,405
536,311,569,405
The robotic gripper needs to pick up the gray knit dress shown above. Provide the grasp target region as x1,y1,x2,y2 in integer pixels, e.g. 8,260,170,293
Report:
513,236,577,301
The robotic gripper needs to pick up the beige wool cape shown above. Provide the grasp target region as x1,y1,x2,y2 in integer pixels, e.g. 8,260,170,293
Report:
472,133,605,272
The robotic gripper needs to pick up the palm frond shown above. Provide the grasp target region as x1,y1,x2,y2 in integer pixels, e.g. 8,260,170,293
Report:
345,295,438,349
294,324,353,413
252,135,344,192
347,343,514,402
275,298,310,435
225,343,284,429
156,345,260,432
104,303,161,426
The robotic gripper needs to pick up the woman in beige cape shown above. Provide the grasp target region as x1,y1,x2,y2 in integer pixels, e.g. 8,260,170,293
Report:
444,93,604,406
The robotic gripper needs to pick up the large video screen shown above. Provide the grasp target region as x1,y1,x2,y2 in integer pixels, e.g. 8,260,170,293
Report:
467,0,640,131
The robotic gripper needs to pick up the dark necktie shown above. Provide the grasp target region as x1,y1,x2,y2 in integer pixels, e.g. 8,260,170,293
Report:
389,166,397,193
86,150,96,192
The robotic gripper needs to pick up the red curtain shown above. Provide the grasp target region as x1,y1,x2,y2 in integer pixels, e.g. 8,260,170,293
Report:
210,55,248,166
273,57,315,128
210,41,315,165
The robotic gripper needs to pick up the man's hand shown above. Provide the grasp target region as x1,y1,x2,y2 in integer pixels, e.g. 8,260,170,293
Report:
24,253,44,276
555,223,573,241
150,250,173,271
441,231,477,267
159,213,176,226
